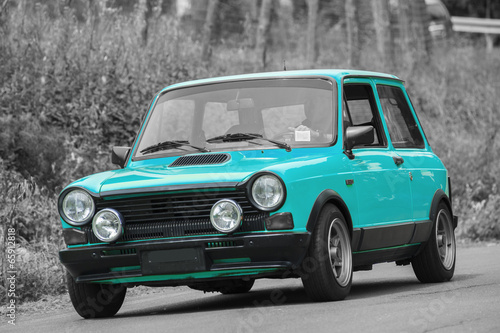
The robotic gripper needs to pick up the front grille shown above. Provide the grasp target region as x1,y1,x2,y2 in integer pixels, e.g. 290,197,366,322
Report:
85,190,267,243
97,190,259,223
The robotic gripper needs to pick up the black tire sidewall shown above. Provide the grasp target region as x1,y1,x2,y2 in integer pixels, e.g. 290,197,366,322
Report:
66,271,127,318
302,203,352,301
430,203,456,276
412,202,456,282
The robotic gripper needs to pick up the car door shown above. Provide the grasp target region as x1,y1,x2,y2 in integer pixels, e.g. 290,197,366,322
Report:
343,79,414,251
374,81,447,230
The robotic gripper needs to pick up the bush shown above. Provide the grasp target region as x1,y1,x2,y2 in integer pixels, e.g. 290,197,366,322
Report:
0,115,68,192
0,164,66,304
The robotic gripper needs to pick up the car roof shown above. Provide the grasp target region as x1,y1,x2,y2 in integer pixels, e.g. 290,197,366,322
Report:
160,69,402,94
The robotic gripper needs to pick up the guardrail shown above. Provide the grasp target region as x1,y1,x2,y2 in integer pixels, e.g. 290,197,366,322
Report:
451,16,500,34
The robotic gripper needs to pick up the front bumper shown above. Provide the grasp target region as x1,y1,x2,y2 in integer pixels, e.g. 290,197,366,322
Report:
60,232,310,285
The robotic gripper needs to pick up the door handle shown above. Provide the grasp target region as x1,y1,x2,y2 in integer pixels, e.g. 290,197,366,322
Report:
393,156,404,166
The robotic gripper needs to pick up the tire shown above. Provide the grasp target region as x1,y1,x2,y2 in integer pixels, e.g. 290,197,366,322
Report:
66,271,127,319
301,203,352,301
219,279,255,295
412,202,456,283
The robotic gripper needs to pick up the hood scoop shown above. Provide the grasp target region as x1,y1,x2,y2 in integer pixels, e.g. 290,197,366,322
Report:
169,153,231,167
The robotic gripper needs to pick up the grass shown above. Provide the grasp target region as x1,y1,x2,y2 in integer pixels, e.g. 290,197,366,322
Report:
0,3,499,305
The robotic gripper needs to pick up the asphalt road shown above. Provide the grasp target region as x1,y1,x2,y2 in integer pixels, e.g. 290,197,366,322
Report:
3,244,500,333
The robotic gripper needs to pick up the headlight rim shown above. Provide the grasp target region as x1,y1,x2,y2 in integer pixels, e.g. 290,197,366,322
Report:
210,199,243,234
92,208,124,243
58,188,96,226
247,172,286,212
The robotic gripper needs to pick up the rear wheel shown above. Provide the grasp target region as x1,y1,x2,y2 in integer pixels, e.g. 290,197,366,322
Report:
66,271,127,319
301,204,352,301
412,202,456,282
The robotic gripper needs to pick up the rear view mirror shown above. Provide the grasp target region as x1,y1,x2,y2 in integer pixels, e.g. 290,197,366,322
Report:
227,98,254,111
344,125,374,159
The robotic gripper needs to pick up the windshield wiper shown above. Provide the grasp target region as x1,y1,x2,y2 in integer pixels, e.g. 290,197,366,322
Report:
207,133,291,152
140,140,210,155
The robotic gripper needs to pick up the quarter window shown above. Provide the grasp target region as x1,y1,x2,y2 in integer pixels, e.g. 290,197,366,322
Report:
377,85,424,149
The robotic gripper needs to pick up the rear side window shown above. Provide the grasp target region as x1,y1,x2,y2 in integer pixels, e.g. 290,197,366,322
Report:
377,85,425,149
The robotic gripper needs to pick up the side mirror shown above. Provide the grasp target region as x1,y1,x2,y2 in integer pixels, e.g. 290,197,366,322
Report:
112,146,131,168
344,125,374,160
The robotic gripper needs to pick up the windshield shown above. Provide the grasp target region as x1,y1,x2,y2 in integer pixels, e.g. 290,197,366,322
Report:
134,78,337,159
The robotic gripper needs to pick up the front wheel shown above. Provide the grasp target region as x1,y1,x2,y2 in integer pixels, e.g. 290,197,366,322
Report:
412,202,456,283
301,204,352,301
66,271,127,319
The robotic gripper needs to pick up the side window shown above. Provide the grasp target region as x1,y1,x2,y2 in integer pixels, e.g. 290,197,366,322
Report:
377,85,425,149
344,84,386,146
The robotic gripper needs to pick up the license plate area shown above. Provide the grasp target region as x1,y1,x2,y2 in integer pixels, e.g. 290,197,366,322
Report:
142,248,205,275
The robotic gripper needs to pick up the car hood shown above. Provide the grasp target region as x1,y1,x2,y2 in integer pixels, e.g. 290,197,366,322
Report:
73,149,330,197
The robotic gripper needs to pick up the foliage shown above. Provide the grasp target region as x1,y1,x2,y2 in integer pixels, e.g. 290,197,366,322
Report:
0,164,66,304
0,115,68,191
455,184,500,240
0,1,499,305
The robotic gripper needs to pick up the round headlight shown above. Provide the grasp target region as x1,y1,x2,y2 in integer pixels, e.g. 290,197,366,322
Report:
210,199,243,234
61,189,95,225
92,208,124,243
251,174,285,210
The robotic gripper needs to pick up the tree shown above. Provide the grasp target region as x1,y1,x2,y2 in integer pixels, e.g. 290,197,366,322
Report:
244,0,259,48
138,0,153,46
306,0,319,66
485,0,494,51
398,0,412,65
398,0,431,66
255,0,273,70
191,0,209,32
410,0,432,60
276,0,294,60
371,0,394,69
201,0,219,62
0,0,10,26
345,0,360,67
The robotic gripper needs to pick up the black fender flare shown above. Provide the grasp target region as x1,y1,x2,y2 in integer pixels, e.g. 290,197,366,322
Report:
306,189,358,248
430,189,456,229
412,189,456,257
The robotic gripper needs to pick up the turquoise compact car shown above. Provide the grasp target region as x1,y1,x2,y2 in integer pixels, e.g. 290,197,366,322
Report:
58,70,457,318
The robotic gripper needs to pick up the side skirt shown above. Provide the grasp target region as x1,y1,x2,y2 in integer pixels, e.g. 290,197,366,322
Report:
353,243,420,267
351,219,432,266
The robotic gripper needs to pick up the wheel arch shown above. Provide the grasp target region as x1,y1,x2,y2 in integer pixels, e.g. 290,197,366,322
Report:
430,189,456,229
306,189,353,236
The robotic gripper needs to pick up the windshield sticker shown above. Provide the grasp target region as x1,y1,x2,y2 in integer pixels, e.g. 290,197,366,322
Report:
295,130,311,142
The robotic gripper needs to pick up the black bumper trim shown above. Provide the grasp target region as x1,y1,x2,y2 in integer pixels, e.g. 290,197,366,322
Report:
60,233,310,284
